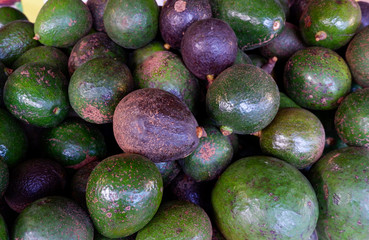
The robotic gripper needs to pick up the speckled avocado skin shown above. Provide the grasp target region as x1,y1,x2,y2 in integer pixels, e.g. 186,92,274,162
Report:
86,153,163,238
334,88,369,147
308,147,369,240
212,156,318,239
284,47,351,110
136,201,212,239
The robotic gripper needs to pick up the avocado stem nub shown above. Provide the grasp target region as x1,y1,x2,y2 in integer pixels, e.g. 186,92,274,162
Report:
261,56,278,75
164,43,171,50
33,34,40,41
206,74,214,87
315,31,327,42
53,107,61,115
220,126,233,136
196,126,207,138
4,67,13,76
272,20,281,31
250,131,262,138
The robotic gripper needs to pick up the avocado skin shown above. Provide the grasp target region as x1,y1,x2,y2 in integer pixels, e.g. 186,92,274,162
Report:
0,214,8,240
279,92,300,109
284,47,351,110
260,108,325,169
0,7,27,28
0,62,7,106
0,160,8,197
160,0,212,49
3,63,69,128
358,1,369,31
86,0,108,32
103,0,159,49
234,49,252,65
212,156,318,239
299,0,361,50
13,196,94,240
136,201,212,239
346,26,369,88
308,147,369,240
154,161,180,187
206,64,280,135
211,0,285,50
86,153,163,238
129,40,165,69
0,20,39,66
0,108,28,167
335,88,369,147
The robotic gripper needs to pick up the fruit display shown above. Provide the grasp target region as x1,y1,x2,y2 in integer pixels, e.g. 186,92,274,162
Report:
0,0,368,239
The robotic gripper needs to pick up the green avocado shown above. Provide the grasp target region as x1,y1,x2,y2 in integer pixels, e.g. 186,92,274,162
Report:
34,0,92,47
279,92,300,109
103,0,159,49
0,214,8,240
0,7,27,28
129,40,165,69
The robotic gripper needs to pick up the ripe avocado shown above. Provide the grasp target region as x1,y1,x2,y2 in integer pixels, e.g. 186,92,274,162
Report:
103,0,159,49
3,62,69,128
0,20,39,66
136,201,212,239
86,153,163,238
0,7,27,28
212,156,318,239
308,147,369,239
211,0,286,50
12,196,94,240
0,160,8,197
34,0,92,47
86,0,108,32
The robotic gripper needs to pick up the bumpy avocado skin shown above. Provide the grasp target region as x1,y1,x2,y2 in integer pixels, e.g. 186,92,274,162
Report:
309,147,369,240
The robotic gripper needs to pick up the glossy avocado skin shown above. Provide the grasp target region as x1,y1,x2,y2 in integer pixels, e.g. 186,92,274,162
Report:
0,7,27,28
160,0,212,49
346,26,369,87
206,64,280,135
308,147,369,240
34,0,92,47
211,0,285,50
69,57,134,124
13,196,94,240
212,156,318,239
284,47,351,110
335,88,369,147
103,0,159,49
134,50,200,114
136,201,212,239
0,20,39,66
86,153,163,238
0,108,28,167
299,0,361,50
260,108,325,169
3,62,69,128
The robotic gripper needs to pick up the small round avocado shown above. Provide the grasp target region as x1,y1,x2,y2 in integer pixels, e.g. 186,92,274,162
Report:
86,153,163,238
86,0,108,32
136,201,212,239
12,196,94,240
3,62,69,128
0,7,27,28
212,156,318,239
34,0,92,47
41,118,107,169
0,213,8,240
0,160,8,197
308,147,369,239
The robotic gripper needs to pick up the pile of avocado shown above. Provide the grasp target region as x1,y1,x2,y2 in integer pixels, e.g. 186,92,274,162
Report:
0,0,369,239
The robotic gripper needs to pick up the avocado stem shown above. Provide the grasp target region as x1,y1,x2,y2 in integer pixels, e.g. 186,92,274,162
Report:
53,107,61,115
220,126,233,136
250,131,262,138
272,20,281,31
196,126,207,138
261,56,278,75
4,67,13,76
315,31,327,42
206,74,214,87
164,43,171,50
33,34,40,41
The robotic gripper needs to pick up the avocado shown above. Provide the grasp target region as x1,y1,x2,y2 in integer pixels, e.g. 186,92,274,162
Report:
299,0,361,50
133,50,200,114
160,0,212,49
181,18,238,81
179,125,233,181
3,62,69,128
346,26,369,87
234,48,252,65
212,156,318,239
68,32,128,75
211,0,285,50
34,0,92,47
0,108,28,167
12,46,68,76
41,118,107,169
259,107,325,169
206,64,280,135
69,57,134,124
0,7,27,28
358,1,369,31
0,62,6,106
308,147,369,239
284,47,351,110
0,160,8,197
0,214,8,240
335,88,369,147
248,54,268,68
0,20,39,66
86,0,108,32
86,153,163,238
129,40,166,69
136,200,212,239
279,92,300,109
113,88,201,162
103,0,159,49
13,196,94,240
155,161,181,187
4,158,66,213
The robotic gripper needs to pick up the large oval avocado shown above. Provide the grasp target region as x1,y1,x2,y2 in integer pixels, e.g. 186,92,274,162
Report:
211,0,285,50
86,153,163,238
308,147,369,239
212,156,318,239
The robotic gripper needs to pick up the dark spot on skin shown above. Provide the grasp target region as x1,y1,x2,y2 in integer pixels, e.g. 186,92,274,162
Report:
176,228,183,234
333,193,340,205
